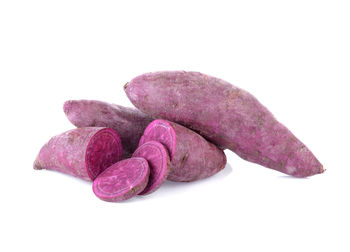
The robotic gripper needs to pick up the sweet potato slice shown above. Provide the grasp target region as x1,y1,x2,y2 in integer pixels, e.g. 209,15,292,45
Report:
93,158,150,202
132,141,170,195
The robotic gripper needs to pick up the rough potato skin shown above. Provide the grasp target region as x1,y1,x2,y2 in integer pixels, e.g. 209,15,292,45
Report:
139,120,227,182
125,71,323,177
64,100,153,158
34,127,123,181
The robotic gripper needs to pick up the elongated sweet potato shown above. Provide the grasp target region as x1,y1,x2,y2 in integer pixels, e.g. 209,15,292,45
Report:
93,158,150,202
139,119,227,182
132,141,170,195
63,100,153,157
34,127,123,181
125,71,323,177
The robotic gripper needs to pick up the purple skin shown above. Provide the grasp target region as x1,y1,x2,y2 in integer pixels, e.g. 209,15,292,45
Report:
93,158,150,202
125,71,324,177
139,120,227,182
34,127,123,181
63,100,153,158
132,141,170,195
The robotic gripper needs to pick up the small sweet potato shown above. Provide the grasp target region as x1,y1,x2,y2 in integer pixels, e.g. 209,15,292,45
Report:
139,119,227,182
63,100,153,157
93,158,150,202
34,127,123,181
125,71,323,177
132,141,170,195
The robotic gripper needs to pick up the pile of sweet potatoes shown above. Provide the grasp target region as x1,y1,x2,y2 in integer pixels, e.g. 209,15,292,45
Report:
34,71,323,202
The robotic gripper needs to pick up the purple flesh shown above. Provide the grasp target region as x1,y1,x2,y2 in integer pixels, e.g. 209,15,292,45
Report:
93,158,150,202
34,127,123,181
132,141,170,195
86,128,123,180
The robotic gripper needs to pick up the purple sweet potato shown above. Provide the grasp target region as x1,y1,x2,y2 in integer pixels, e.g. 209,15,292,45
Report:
34,127,123,181
138,119,227,182
63,100,153,157
93,158,150,202
125,71,323,178
132,141,170,195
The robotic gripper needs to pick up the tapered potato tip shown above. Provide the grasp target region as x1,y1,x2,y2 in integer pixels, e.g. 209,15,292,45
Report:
319,165,325,174
33,157,42,170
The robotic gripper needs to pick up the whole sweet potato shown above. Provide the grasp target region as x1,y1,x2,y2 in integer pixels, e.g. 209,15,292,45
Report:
34,127,123,181
64,100,153,157
124,71,323,177
139,119,227,182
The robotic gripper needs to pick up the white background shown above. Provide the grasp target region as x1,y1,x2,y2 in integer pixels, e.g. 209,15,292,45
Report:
1,1,349,251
